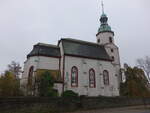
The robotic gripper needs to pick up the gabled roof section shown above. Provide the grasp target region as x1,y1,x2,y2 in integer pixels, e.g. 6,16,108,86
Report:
61,38,111,61
27,43,61,58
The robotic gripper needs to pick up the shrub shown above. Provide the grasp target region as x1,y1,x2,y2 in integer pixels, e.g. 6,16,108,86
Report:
61,90,78,98
47,89,58,97
38,71,58,97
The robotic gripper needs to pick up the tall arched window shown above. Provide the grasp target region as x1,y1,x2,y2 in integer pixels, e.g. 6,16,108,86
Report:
28,66,34,86
89,69,96,88
103,70,109,85
71,66,78,87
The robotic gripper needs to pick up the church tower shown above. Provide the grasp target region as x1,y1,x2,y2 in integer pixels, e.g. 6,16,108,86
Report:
96,2,121,83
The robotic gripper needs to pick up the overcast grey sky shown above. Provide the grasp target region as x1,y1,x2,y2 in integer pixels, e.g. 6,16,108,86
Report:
0,0,150,73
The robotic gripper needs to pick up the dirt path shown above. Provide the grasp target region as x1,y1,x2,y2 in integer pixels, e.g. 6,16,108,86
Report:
67,105,150,113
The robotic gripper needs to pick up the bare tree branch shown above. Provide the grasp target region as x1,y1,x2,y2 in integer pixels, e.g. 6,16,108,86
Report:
136,56,150,82
7,61,22,78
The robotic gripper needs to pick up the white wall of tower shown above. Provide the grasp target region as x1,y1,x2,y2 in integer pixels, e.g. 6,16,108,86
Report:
97,32,114,45
96,31,121,84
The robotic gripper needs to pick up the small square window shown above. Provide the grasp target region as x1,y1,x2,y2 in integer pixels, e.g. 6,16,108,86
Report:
97,39,100,43
112,56,115,61
109,37,113,43
111,49,114,52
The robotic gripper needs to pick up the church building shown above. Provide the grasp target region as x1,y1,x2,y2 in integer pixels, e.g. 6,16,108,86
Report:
21,5,121,97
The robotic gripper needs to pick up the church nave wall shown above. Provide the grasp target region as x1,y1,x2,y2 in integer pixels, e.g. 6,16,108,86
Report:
63,56,119,97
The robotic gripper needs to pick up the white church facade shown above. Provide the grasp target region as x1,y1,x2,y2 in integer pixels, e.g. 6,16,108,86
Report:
21,7,121,97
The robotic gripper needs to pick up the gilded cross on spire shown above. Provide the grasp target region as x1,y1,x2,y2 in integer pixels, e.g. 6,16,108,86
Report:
101,1,104,14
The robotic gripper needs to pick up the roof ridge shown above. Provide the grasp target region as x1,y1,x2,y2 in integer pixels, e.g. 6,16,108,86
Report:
61,38,103,47
35,43,59,48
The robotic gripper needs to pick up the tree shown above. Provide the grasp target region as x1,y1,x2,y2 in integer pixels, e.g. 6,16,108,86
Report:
7,61,22,78
120,66,150,97
0,71,22,96
137,56,150,81
37,71,58,97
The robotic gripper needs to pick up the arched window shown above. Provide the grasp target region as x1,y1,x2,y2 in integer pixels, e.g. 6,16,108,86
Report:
28,66,34,86
89,69,96,88
71,66,78,87
103,70,109,85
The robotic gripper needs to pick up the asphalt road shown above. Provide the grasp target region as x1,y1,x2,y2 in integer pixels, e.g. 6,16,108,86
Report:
67,106,150,113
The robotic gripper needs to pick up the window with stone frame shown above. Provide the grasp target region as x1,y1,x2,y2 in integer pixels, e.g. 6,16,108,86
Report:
89,68,96,88
71,66,78,87
103,70,109,85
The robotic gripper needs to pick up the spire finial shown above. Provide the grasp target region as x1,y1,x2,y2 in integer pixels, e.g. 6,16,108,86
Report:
101,1,104,14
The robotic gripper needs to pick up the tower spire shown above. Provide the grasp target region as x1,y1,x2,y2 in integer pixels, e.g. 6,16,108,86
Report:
97,1,113,34
101,1,104,14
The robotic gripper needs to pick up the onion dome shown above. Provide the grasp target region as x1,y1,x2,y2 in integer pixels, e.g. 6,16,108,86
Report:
98,13,113,33
97,2,114,34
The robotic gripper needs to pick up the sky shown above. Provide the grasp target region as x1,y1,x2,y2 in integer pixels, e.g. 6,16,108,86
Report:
0,0,150,73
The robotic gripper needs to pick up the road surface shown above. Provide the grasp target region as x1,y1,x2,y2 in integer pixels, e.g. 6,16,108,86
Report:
67,106,150,113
